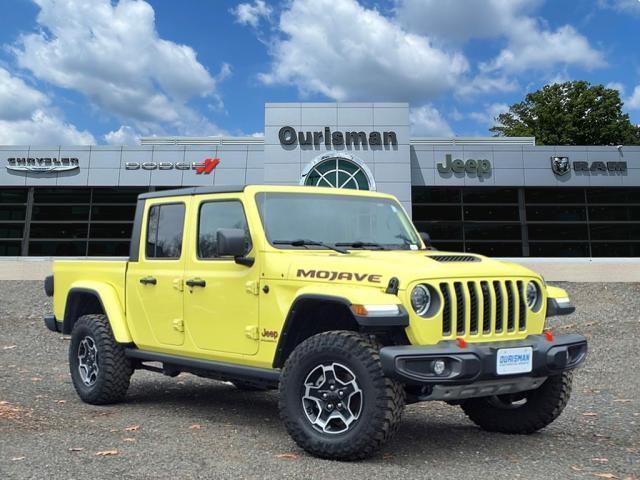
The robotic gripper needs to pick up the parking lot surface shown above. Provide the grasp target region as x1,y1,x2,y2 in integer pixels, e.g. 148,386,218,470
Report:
1,281,638,479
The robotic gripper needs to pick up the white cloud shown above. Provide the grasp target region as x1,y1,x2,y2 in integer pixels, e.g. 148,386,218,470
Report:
0,66,94,144
483,21,605,73
410,105,454,136
0,68,49,120
607,81,626,95
456,74,519,97
395,0,539,43
104,125,139,145
258,0,468,102
468,103,509,126
598,0,640,15
626,85,640,110
0,110,95,145
13,0,225,135
396,0,604,86
231,0,272,27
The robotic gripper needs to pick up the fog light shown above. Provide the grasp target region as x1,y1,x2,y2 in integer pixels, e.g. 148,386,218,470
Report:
433,359,446,375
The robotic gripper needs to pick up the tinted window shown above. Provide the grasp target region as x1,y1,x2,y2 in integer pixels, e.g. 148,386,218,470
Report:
146,204,185,259
0,206,26,221
525,188,584,203
198,201,250,258
463,188,518,203
590,223,640,240
464,223,522,240
92,188,147,204
413,222,463,240
590,242,640,257
0,241,21,255
586,188,640,203
526,205,587,221
32,205,89,221
33,188,90,203
465,243,523,257
28,241,87,256
0,223,24,239
528,223,588,241
0,189,27,203
588,206,640,222
88,241,130,256
89,223,133,239
412,187,461,203
30,223,88,239
464,205,520,221
413,205,462,221
91,205,136,221
529,242,589,257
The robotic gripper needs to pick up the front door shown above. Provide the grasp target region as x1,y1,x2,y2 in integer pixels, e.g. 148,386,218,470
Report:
126,200,188,348
183,197,259,355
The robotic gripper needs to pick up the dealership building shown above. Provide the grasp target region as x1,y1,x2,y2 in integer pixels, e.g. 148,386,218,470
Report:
1,102,639,258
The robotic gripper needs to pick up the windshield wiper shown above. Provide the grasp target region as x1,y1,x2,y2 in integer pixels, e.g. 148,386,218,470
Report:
273,239,349,254
335,241,387,250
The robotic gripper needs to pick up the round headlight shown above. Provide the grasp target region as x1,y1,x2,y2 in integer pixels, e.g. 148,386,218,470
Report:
526,281,538,309
410,284,431,316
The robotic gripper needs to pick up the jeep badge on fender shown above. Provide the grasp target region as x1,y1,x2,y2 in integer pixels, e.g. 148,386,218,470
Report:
43,184,586,461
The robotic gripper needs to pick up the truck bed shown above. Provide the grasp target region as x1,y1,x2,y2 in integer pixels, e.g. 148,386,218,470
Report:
53,260,128,323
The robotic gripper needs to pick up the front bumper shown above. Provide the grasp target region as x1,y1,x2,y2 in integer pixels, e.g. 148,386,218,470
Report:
380,333,587,386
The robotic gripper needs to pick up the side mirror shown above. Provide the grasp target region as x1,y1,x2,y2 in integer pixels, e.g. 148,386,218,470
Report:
419,231,435,250
216,228,247,258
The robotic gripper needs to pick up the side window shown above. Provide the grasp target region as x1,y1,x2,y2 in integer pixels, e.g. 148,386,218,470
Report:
146,203,185,259
198,201,251,259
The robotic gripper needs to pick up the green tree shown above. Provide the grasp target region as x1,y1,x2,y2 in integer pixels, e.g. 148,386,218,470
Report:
490,81,640,145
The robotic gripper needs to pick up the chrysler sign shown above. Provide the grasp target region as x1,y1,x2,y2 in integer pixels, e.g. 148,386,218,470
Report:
6,157,79,173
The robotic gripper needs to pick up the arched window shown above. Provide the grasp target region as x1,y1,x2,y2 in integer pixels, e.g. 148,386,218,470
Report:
301,154,374,191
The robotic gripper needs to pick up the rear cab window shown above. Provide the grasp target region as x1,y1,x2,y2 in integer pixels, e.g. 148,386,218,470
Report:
145,203,186,259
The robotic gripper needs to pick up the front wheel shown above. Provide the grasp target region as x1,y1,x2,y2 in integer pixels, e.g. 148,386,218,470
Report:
460,372,573,434
279,331,405,460
69,314,133,405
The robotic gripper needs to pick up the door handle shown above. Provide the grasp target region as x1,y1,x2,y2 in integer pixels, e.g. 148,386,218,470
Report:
139,276,157,285
185,278,206,288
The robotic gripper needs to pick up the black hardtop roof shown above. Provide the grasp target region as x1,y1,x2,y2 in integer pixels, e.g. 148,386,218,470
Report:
138,186,246,200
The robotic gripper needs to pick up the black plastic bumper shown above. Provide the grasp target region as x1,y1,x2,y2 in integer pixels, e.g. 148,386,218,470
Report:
44,314,62,333
380,333,587,385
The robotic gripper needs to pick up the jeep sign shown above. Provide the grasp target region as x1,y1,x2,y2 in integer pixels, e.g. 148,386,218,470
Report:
437,154,492,176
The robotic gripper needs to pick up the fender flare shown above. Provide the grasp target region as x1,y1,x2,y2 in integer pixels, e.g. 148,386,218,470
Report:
272,293,408,368
63,284,132,343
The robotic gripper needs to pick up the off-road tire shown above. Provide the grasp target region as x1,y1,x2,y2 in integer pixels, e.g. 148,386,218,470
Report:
460,372,573,434
279,331,405,460
69,314,133,405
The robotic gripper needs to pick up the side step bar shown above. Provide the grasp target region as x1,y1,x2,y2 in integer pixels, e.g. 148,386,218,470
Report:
125,349,280,387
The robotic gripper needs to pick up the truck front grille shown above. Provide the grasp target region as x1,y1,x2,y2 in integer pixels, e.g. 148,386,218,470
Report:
438,279,528,338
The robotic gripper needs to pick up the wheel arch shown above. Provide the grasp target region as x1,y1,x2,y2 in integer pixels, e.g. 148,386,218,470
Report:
63,285,132,343
272,294,408,369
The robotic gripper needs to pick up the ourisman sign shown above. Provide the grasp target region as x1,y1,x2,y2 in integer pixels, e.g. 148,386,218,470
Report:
279,126,398,147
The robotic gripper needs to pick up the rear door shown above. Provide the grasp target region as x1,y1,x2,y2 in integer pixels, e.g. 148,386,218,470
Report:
126,198,189,349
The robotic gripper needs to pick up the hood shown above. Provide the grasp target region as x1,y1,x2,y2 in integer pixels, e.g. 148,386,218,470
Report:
271,249,541,290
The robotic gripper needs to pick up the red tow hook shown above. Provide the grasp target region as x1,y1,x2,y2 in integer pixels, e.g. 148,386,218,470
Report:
543,330,554,342
456,337,467,348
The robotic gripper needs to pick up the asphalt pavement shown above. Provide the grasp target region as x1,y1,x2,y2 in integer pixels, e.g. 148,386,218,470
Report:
0,280,638,479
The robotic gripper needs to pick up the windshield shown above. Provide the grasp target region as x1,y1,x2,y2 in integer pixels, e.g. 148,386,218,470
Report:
256,192,421,250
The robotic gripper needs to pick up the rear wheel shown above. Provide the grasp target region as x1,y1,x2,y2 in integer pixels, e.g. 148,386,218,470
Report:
69,314,133,405
460,372,573,434
279,331,405,460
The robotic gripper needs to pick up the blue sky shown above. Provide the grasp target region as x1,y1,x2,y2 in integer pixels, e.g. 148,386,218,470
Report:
0,0,639,144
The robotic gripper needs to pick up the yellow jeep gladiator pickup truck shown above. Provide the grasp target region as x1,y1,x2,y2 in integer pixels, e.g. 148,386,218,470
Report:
43,185,586,460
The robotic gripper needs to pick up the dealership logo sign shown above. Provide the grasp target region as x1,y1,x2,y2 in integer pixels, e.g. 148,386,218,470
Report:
125,157,220,174
551,156,627,175
437,154,491,176
279,126,398,148
551,156,571,176
6,157,79,173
